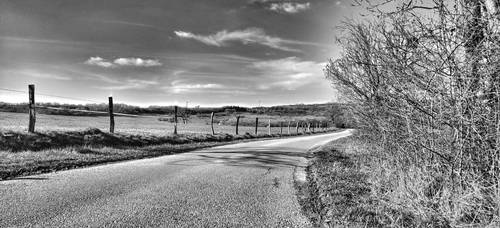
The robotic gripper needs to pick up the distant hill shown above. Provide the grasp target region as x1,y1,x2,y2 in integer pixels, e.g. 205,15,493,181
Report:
251,103,336,116
0,102,332,116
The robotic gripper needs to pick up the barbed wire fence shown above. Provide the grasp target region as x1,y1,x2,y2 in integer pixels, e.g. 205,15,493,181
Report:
0,84,334,135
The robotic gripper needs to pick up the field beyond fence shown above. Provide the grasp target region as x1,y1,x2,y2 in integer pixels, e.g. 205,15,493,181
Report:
0,85,337,136
0,111,332,136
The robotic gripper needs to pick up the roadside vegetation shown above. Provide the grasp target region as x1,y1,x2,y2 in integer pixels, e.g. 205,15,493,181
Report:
307,134,450,227
320,0,500,227
306,135,378,227
0,127,339,181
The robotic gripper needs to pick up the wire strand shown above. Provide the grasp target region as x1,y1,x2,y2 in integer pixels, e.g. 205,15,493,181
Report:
36,93,102,104
2,87,170,118
35,105,169,118
0,87,102,103
0,88,25,94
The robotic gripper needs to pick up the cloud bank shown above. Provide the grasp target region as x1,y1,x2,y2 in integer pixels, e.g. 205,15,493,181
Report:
249,1,311,14
114,58,162,67
85,57,115,68
268,2,310,14
85,57,162,68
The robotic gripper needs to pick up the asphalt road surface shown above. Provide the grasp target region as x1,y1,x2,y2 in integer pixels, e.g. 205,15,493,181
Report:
0,130,353,227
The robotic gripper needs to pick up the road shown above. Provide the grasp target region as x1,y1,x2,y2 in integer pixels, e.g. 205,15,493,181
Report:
0,130,353,227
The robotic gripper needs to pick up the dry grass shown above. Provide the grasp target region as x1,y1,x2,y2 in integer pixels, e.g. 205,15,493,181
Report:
0,111,325,135
307,134,500,228
306,136,384,227
0,128,261,151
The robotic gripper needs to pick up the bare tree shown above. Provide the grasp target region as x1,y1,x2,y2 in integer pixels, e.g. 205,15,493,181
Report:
326,0,500,226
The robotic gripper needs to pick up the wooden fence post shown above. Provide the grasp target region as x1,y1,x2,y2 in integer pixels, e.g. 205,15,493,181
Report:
268,119,271,135
236,116,240,135
296,121,299,134
174,106,178,135
287,121,291,135
280,121,283,136
108,96,114,133
307,122,311,133
210,112,215,135
255,117,259,135
28,84,36,133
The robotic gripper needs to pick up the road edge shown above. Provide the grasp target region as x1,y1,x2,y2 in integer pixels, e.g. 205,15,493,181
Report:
1,130,343,181
293,130,353,227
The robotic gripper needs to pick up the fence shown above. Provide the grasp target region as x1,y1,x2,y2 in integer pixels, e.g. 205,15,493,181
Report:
0,84,334,136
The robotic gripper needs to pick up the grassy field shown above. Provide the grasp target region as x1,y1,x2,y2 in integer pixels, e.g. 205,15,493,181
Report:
0,111,327,135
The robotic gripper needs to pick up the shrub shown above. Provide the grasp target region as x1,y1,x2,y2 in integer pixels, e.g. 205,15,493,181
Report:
325,1,500,226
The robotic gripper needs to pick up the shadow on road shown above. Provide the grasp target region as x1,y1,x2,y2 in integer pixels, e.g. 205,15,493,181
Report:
170,147,311,169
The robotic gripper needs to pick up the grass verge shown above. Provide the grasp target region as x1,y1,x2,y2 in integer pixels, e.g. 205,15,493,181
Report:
0,128,338,181
304,133,500,228
303,136,385,227
303,135,456,227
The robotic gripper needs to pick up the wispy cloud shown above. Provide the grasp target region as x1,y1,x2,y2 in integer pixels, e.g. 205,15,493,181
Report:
84,57,162,68
97,79,159,91
268,2,311,14
251,57,325,90
175,28,308,52
166,80,224,94
0,36,86,46
6,69,71,81
98,19,158,29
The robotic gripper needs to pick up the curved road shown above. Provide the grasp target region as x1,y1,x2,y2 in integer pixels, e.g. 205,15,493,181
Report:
0,130,352,227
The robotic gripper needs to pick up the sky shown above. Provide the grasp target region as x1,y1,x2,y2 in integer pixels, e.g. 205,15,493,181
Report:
0,0,359,107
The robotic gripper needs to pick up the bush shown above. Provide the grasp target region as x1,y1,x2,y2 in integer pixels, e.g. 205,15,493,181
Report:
325,1,500,226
